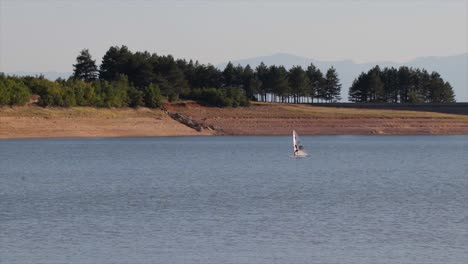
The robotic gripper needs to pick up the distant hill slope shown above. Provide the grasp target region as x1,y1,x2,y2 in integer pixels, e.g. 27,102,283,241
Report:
218,53,468,102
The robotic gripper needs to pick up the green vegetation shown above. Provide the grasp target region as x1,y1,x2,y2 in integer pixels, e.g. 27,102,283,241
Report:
349,66,455,103
0,74,31,106
73,49,98,82
248,62,341,103
182,87,250,107
143,84,163,108
0,46,457,108
2,74,162,108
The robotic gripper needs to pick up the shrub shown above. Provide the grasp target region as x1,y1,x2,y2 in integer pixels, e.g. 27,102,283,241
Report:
0,78,11,106
128,87,144,108
9,81,31,105
0,76,31,106
144,84,163,108
37,81,64,106
182,87,250,107
168,92,179,102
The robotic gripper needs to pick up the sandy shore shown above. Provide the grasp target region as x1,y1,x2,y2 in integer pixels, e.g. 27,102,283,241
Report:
0,106,212,139
1,103,468,139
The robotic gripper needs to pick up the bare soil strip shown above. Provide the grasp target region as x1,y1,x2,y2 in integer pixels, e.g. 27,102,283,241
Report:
0,106,212,139
165,102,468,135
1,102,468,139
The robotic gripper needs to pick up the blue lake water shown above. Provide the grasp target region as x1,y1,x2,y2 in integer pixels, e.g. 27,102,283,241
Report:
1,136,467,264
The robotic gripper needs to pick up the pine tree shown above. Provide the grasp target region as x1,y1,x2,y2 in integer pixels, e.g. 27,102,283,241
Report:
222,62,236,87
288,66,309,103
126,51,154,88
367,67,385,102
324,67,341,102
427,72,455,103
348,72,369,102
398,66,411,103
255,62,269,101
99,46,133,81
380,67,399,103
349,66,455,104
242,65,257,99
233,64,245,88
73,49,98,82
267,65,289,102
306,63,324,103
441,82,456,103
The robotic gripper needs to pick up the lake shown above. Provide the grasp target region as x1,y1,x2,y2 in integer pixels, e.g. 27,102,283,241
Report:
1,136,467,264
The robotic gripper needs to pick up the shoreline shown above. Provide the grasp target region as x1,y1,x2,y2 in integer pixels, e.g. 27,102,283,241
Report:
3,134,468,141
1,103,468,139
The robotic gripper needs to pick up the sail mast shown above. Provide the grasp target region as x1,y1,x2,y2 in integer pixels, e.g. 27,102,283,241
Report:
293,130,297,155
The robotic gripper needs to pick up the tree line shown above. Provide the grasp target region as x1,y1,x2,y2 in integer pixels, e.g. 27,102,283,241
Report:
349,66,455,103
77,46,250,107
74,46,342,104
247,63,342,103
0,46,457,107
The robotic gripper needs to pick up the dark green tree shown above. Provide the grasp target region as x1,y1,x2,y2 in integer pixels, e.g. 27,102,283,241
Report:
324,67,341,102
222,62,236,87
288,66,309,103
367,66,385,102
192,63,222,88
398,66,412,103
349,66,455,103
380,67,399,103
241,64,258,99
306,63,323,103
99,45,133,81
269,65,289,102
427,72,455,103
165,63,187,101
126,51,154,88
255,62,269,101
348,72,368,102
73,49,98,82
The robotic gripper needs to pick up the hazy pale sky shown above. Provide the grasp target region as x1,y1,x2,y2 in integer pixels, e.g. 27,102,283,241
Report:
1,0,467,72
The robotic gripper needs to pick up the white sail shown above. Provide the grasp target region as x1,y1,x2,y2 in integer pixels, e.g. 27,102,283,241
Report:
293,130,308,157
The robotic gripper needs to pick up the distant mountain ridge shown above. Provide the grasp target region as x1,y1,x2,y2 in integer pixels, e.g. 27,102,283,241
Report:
218,53,468,102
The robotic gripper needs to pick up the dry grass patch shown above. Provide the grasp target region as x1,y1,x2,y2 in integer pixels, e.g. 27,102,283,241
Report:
275,103,468,120
0,106,166,119
170,101,468,120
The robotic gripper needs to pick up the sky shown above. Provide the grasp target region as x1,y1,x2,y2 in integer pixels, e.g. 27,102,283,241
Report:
1,0,467,72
